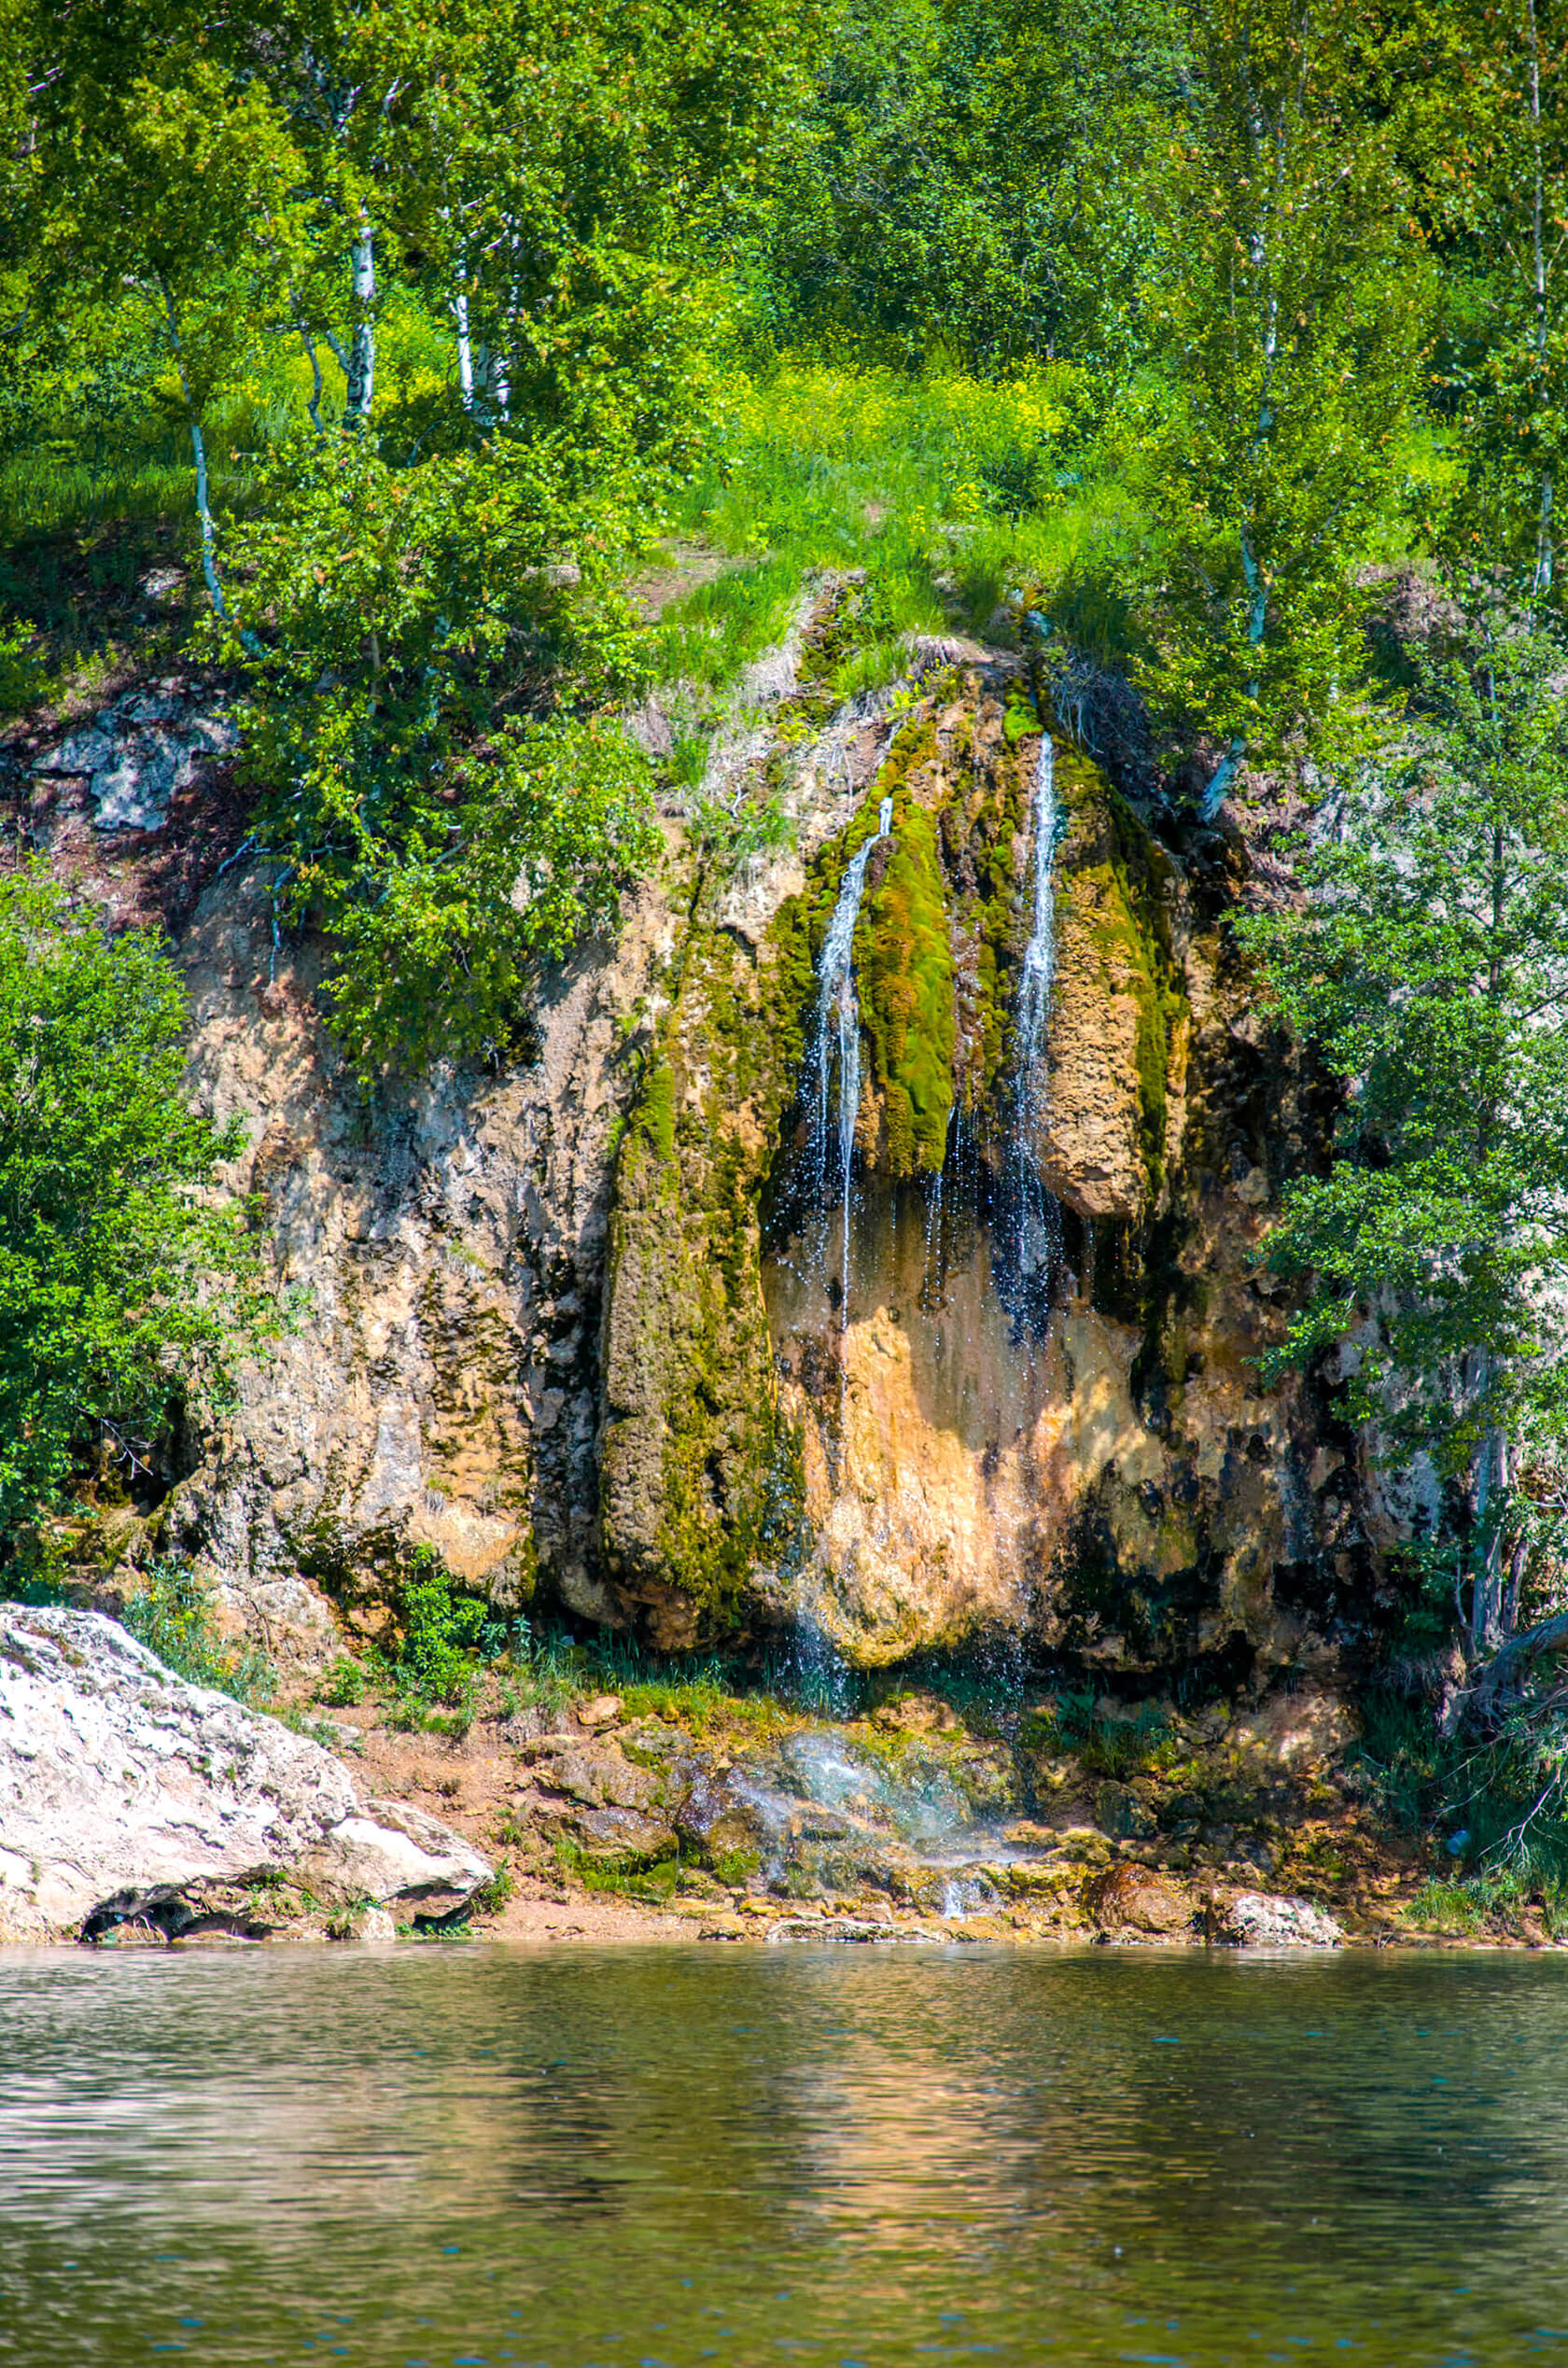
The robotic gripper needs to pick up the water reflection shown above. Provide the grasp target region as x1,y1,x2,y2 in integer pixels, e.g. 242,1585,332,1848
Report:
3,1947,1568,2364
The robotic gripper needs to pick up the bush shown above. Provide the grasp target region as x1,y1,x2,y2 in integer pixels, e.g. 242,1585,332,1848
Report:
207,436,662,1082
315,1655,367,1707
0,865,269,1573
120,1560,274,1705
373,1548,512,1719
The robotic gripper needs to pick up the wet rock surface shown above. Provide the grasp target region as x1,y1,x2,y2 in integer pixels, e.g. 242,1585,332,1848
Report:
476,1671,1405,1949
0,1607,489,1941
1210,1891,1346,1948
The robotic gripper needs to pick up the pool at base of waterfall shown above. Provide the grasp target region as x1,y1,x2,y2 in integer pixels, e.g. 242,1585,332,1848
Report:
4,1947,1568,2366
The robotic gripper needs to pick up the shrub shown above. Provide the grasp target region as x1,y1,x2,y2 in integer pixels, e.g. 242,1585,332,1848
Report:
315,1655,367,1708
0,865,269,1573
120,1559,274,1705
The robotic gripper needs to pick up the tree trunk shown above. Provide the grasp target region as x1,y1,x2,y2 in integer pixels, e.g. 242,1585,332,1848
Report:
1527,0,1554,597
159,279,228,619
454,282,475,413
345,214,375,427
298,324,327,436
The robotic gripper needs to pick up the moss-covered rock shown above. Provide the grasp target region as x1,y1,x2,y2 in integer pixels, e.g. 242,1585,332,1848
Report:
598,881,818,1644
1037,749,1191,1224
858,801,955,1177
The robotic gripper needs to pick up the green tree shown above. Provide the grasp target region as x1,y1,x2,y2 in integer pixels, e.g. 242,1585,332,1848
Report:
757,0,1183,383
1415,0,1568,606
206,433,662,1078
0,868,268,1568
1145,0,1430,808
18,0,308,611
1241,619,1568,1686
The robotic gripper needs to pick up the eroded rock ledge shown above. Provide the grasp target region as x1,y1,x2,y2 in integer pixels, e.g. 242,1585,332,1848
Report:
0,1607,490,1942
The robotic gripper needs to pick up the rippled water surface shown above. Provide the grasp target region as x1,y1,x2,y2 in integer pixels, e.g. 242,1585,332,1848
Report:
4,1944,1568,2366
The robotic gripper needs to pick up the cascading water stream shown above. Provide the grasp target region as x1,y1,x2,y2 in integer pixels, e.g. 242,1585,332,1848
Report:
782,793,897,1711
808,794,893,1323
1001,733,1062,1336
1015,735,1059,1085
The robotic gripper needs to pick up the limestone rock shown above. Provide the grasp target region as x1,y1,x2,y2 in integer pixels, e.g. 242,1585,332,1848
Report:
1211,1891,1345,1948
157,839,677,1661
872,1689,961,1735
35,602,1384,1694
673,1767,768,1862
1095,1781,1159,1841
560,1807,679,1864
0,1607,489,1940
1084,1863,1196,1937
1037,757,1190,1226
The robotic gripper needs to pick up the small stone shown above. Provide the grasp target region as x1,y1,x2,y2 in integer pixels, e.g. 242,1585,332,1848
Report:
576,1693,623,1730
872,1689,960,1735
1084,1864,1196,1938
1210,1891,1344,1949
1096,1781,1159,1841
566,1807,678,1863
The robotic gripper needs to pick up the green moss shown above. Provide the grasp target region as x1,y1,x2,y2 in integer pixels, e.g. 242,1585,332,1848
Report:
636,1045,678,1166
1001,679,1040,746
859,801,956,1176
1061,764,1188,1203
600,883,820,1632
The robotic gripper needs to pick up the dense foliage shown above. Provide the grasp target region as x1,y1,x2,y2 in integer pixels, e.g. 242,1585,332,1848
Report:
0,869,267,1574
1245,625,1568,1638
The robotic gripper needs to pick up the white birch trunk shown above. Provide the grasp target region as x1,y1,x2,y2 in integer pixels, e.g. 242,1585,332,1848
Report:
345,214,375,426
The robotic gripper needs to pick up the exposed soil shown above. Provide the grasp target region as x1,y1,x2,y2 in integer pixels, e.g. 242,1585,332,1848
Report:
260,1673,1561,1954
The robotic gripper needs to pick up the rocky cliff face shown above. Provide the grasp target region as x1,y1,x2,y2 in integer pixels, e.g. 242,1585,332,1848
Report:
30,586,1388,1689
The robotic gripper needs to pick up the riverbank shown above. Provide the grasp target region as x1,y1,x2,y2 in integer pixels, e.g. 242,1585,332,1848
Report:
11,1601,1557,1953
325,1673,1555,1953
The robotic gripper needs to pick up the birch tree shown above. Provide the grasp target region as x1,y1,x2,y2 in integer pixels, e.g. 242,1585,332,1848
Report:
21,4,306,611
1421,0,1568,608
1145,0,1429,810
1240,620,1568,1695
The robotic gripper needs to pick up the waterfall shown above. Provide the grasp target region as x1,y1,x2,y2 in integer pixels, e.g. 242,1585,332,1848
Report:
809,795,893,1317
1001,735,1061,1335
1015,736,1058,1083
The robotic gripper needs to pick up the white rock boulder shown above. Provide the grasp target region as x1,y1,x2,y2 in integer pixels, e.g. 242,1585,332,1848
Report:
1217,1891,1345,1949
0,1606,489,1941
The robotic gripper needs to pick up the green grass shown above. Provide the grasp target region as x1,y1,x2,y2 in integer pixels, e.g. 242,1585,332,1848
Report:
1352,1687,1568,1897
1021,1689,1179,1779
1405,1866,1556,1939
120,1560,275,1706
647,359,1150,713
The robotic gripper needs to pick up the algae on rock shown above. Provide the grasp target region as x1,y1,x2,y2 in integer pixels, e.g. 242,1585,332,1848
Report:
598,897,812,1646
858,799,956,1178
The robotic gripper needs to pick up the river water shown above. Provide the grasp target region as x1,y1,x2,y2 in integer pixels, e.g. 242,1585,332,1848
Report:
3,1945,1567,2366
